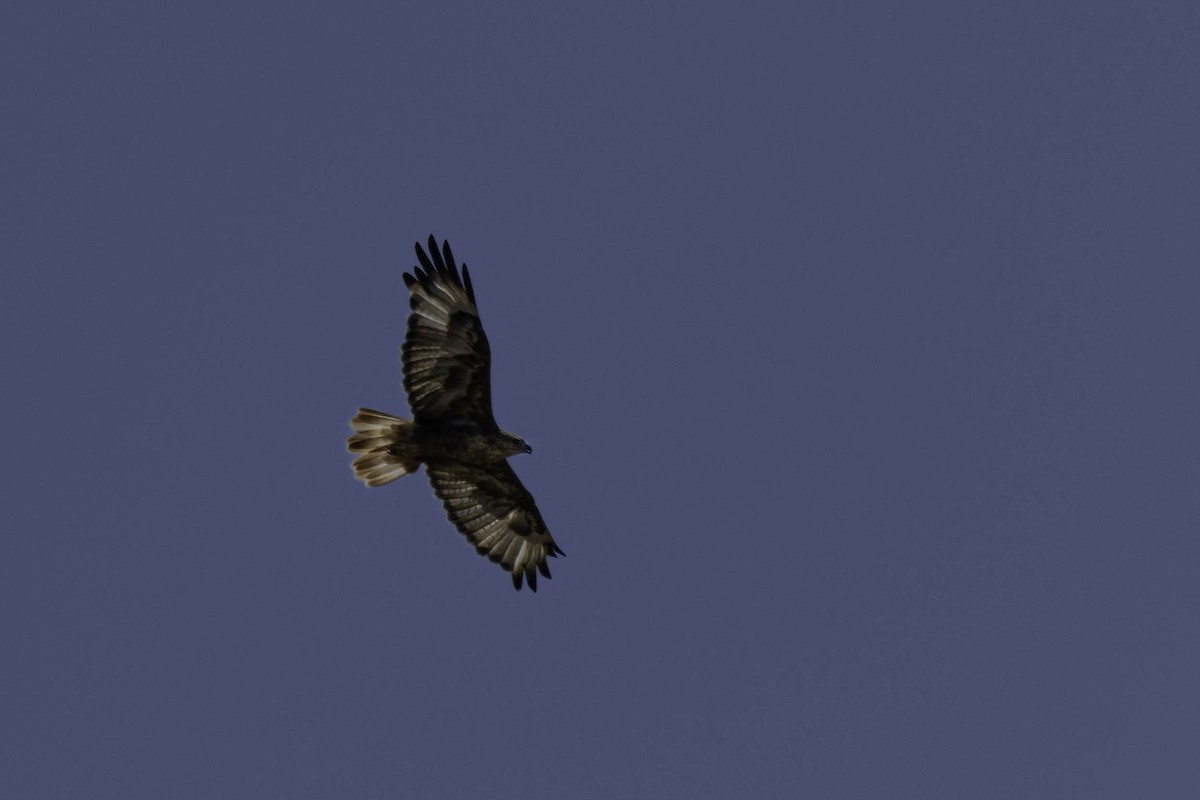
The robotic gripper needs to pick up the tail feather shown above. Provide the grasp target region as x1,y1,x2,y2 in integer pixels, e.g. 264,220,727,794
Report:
348,408,421,487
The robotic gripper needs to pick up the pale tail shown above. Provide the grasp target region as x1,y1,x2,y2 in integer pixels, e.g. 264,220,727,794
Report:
347,408,422,487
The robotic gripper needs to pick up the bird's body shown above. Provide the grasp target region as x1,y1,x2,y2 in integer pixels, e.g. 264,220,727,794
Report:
347,237,562,591
418,425,528,466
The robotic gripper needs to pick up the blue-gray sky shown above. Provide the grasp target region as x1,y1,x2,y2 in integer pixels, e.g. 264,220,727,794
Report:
3,2,1198,798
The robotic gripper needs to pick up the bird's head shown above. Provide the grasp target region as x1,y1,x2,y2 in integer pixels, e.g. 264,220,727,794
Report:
500,431,533,457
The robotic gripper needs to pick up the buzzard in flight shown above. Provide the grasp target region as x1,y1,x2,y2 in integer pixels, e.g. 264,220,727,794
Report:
347,236,563,591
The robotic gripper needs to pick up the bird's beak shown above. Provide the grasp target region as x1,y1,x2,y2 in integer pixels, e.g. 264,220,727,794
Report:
524,444,533,454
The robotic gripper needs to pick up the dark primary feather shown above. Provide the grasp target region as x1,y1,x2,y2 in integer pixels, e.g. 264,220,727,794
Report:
401,236,494,424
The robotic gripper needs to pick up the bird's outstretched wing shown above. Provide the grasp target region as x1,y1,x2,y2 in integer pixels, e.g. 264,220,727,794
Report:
425,461,564,591
401,236,495,425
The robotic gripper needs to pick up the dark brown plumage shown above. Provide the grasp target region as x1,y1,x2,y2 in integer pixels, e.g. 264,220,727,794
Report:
348,236,563,591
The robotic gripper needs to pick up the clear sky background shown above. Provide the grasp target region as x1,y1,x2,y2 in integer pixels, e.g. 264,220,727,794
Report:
3,2,1198,798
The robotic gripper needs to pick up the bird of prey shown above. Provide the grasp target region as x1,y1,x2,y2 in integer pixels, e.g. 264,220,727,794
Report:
347,236,563,591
